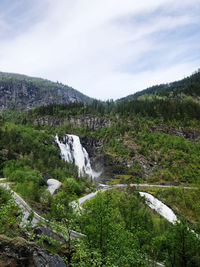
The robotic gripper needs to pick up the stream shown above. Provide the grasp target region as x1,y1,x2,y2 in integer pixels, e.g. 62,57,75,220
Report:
0,134,181,229
55,134,178,224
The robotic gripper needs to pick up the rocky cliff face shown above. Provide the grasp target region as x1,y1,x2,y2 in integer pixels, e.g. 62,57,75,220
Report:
33,115,112,130
0,72,91,112
150,125,200,141
0,235,66,267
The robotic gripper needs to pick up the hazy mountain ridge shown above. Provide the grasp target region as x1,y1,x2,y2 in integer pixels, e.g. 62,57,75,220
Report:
0,72,92,112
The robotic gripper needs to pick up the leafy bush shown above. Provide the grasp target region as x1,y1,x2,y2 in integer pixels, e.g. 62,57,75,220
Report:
64,178,84,196
4,161,42,184
0,187,22,237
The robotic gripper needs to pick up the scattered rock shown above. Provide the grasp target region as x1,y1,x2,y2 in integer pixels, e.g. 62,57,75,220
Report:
151,125,200,141
0,235,66,267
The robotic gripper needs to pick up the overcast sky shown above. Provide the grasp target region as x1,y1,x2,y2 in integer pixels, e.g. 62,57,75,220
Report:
0,0,200,100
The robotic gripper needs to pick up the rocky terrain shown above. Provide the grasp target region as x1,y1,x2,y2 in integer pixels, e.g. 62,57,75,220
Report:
0,72,91,112
33,115,111,130
0,235,66,267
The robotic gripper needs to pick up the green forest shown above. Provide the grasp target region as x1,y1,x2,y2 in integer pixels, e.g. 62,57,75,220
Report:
0,71,200,266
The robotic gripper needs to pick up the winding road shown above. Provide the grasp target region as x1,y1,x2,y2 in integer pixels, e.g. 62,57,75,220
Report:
1,178,177,266
0,178,192,226
2,178,196,267
0,179,84,239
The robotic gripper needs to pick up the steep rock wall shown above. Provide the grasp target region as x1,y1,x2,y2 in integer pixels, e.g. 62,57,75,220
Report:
33,115,112,130
0,72,91,112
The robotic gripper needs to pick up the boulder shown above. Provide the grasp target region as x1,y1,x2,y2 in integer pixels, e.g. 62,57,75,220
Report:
0,235,66,267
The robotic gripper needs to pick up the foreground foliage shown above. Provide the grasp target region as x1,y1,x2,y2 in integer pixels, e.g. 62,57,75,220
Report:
0,187,22,237
70,189,200,266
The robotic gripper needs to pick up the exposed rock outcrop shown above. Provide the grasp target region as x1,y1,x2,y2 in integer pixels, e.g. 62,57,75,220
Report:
172,127,200,141
81,136,105,156
151,125,200,141
33,115,112,130
0,235,66,267
0,72,91,112
34,226,66,246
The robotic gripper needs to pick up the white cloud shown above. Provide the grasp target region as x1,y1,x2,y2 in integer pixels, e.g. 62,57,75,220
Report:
0,0,199,99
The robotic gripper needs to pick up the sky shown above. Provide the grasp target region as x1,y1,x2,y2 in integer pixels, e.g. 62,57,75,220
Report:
0,0,200,100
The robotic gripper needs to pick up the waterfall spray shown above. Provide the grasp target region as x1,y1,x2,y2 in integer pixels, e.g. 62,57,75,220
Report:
55,134,99,179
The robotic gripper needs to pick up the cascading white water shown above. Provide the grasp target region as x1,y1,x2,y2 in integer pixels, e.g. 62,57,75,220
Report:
55,134,99,179
55,134,178,224
139,192,177,224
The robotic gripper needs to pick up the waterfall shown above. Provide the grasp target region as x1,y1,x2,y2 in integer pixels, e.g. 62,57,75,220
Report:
55,134,99,179
139,192,177,224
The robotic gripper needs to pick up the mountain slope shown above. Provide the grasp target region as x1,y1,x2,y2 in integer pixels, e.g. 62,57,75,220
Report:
120,69,200,101
114,70,200,122
0,72,92,112
1,70,200,266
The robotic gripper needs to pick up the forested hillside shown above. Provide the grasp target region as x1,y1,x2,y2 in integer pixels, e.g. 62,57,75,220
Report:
0,71,200,266
123,69,200,99
117,70,200,122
